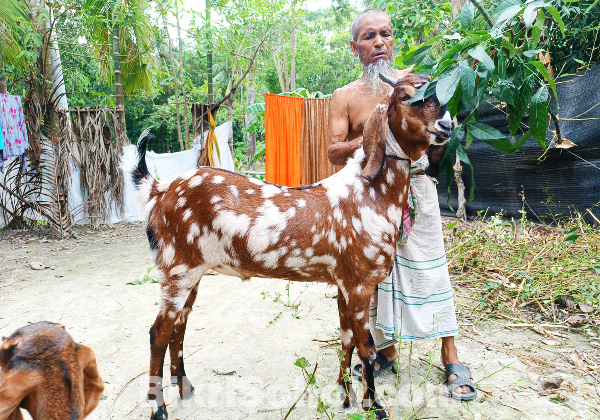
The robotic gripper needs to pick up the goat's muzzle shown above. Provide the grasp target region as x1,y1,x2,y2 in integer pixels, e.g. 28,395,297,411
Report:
429,111,452,144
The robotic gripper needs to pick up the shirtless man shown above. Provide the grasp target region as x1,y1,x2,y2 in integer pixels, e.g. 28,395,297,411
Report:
328,8,476,400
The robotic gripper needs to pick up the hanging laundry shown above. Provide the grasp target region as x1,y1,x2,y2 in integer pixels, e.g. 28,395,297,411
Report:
264,94,303,187
1,94,29,172
300,97,340,185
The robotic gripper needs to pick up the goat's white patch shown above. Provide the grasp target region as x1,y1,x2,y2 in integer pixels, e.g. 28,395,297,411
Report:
335,279,349,303
261,184,281,198
180,169,196,181
340,236,347,250
327,228,337,244
187,223,200,244
285,256,306,269
178,350,183,357
360,206,395,242
380,183,387,195
189,174,207,187
212,175,225,184
376,255,385,265
176,196,187,209
229,185,239,198
352,217,363,234
369,188,376,200
356,284,363,294
246,189,255,194
363,245,379,260
182,209,192,222
305,248,314,257
290,239,297,247
291,248,301,257
401,118,407,131
386,170,395,185
429,133,437,143
333,207,343,223
169,264,188,277
144,197,157,218
312,234,321,245
356,311,365,320
247,200,296,255
212,211,251,237
341,329,354,347
364,322,370,330
259,247,288,268
297,199,307,208
284,193,291,197
157,182,170,192
210,196,222,204
162,243,176,266
197,227,232,266
248,178,264,186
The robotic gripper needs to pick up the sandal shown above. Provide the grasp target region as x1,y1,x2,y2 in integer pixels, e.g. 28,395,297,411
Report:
352,353,394,382
445,363,477,401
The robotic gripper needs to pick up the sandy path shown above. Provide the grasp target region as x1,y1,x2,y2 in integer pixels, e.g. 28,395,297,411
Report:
0,224,597,420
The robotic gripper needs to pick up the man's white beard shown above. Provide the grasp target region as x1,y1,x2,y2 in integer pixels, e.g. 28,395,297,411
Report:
364,58,394,98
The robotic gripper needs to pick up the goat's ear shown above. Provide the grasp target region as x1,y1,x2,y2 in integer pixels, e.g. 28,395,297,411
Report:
361,98,390,180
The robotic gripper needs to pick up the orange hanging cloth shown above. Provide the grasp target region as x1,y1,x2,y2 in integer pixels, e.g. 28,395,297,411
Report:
264,94,303,187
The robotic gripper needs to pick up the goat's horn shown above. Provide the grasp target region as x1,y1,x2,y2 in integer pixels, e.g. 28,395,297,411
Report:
379,73,398,87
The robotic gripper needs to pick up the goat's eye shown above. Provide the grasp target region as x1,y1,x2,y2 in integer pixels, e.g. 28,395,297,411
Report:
401,95,410,101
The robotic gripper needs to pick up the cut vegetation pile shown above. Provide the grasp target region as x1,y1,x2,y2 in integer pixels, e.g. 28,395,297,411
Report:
445,212,600,330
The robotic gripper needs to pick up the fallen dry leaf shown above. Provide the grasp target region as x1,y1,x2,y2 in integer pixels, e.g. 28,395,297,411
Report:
539,377,563,395
563,381,577,392
566,314,590,327
579,302,595,313
557,390,570,401
541,338,561,346
559,295,575,310
30,262,47,270
568,350,586,368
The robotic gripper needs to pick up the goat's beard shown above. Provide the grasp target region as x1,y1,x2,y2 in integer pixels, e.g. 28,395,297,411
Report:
362,57,394,98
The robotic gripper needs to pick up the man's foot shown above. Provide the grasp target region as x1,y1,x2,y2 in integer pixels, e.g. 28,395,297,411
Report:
441,336,476,399
352,346,398,381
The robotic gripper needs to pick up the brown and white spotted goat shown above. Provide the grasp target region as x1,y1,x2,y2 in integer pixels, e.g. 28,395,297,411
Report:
127,73,451,419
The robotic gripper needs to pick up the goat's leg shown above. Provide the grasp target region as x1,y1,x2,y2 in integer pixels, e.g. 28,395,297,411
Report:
168,282,200,399
148,282,197,420
336,290,357,408
347,294,387,420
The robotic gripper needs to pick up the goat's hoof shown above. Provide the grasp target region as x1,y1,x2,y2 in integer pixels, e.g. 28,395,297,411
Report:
180,380,195,400
150,403,168,420
371,401,388,420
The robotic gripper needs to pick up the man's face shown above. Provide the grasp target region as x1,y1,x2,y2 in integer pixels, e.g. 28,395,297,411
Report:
351,13,394,67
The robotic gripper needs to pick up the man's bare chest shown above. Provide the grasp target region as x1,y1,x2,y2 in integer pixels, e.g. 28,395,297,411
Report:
347,97,384,137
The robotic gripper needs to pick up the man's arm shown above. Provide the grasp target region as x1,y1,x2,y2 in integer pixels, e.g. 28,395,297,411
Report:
328,87,362,166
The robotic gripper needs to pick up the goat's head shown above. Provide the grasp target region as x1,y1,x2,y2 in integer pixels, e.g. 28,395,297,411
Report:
361,73,452,180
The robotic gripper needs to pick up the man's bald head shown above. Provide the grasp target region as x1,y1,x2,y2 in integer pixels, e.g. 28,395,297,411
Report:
351,8,390,41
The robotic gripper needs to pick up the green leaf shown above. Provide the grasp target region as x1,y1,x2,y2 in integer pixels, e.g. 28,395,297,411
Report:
347,414,366,420
456,144,476,202
507,130,532,153
436,67,460,106
523,49,542,58
527,61,557,99
501,40,521,56
469,123,513,152
294,357,311,368
545,5,565,35
252,145,265,162
246,103,265,113
495,4,523,24
460,0,475,29
402,36,443,65
508,77,533,135
469,46,495,72
466,126,474,148
432,59,457,80
523,6,538,27
409,80,437,104
438,35,489,64
493,0,523,21
529,86,549,148
563,233,581,244
458,61,476,102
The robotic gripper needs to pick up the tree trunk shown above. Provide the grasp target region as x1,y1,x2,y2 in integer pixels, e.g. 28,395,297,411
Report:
245,73,256,171
290,1,296,92
0,62,7,94
175,0,190,149
271,47,286,93
453,150,467,221
227,98,233,155
112,24,127,147
47,10,68,111
280,25,289,92
206,0,213,104
451,0,467,18
160,7,183,151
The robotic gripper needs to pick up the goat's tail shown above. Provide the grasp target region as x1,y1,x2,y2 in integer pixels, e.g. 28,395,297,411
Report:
120,128,158,216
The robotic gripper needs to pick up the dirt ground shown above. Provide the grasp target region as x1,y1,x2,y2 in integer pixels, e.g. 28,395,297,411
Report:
1,223,599,420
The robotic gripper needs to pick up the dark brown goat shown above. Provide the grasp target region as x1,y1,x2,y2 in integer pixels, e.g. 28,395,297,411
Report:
0,321,104,420
127,73,451,419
